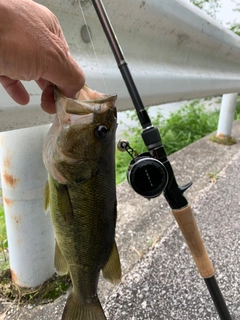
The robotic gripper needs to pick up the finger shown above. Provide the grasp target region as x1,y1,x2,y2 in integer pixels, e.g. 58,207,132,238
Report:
0,76,30,105
42,50,85,99
40,81,56,114
36,78,47,91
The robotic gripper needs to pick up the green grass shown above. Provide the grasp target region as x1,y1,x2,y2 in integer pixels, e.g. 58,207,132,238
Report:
0,211,6,245
0,194,8,271
0,201,7,253
0,192,9,272
116,99,240,184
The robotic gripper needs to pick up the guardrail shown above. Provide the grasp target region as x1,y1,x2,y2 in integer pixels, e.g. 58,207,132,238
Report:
0,0,239,287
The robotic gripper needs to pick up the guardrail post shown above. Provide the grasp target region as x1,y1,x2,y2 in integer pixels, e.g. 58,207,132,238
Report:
0,125,55,288
217,93,238,138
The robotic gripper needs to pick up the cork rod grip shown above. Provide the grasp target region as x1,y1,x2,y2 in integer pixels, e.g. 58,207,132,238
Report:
172,205,215,278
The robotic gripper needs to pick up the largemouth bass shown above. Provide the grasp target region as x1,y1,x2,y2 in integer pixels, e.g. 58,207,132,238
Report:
43,85,121,320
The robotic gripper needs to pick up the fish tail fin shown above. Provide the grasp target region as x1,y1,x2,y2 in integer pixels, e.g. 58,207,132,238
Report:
62,292,106,320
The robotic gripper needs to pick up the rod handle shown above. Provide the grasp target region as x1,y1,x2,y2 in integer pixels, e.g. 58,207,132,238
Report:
172,205,215,278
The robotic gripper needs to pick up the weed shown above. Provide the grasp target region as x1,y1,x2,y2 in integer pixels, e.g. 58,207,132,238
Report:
0,206,8,263
207,172,218,182
116,99,240,184
0,270,71,305
210,135,236,145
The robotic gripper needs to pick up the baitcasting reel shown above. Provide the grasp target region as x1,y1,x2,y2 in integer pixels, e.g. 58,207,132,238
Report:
117,140,168,199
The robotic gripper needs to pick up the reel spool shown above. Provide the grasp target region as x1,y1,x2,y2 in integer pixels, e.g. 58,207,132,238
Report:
117,140,168,199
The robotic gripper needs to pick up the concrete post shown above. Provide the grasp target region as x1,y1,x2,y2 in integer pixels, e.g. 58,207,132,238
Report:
217,93,238,138
0,125,55,288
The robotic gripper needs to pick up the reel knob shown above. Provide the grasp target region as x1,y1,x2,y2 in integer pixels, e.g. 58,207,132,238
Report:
117,139,129,152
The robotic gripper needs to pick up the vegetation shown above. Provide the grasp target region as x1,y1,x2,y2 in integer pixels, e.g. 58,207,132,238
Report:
0,189,8,272
230,2,240,36
210,135,236,145
0,211,7,253
190,0,240,36
116,99,240,184
0,270,71,305
189,0,221,19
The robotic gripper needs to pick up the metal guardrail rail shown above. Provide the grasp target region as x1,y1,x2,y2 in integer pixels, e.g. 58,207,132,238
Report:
1,0,240,131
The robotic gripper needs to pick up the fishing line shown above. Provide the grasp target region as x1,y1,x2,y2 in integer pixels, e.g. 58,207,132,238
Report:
77,0,109,93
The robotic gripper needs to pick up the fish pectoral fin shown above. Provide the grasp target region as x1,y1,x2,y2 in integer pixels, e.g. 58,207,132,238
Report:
62,291,106,320
102,240,122,285
55,183,74,224
44,180,50,215
54,240,68,275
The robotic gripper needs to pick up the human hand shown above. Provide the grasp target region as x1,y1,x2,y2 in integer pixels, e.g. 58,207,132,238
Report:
0,0,85,113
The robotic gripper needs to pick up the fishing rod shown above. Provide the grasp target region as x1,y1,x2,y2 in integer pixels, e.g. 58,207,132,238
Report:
91,0,232,319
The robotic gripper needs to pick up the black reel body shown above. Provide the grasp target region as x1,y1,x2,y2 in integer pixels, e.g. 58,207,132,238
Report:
127,152,168,199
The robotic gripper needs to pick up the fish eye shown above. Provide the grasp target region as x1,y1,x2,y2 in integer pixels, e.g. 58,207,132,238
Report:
94,125,108,139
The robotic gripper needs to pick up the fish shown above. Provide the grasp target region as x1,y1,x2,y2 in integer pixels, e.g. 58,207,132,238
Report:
43,85,121,320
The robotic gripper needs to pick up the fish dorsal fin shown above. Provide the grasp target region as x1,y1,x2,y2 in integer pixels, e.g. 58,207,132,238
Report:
102,240,121,284
54,240,68,275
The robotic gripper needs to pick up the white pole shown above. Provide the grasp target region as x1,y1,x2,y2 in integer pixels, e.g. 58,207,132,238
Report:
217,93,238,138
0,125,55,288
